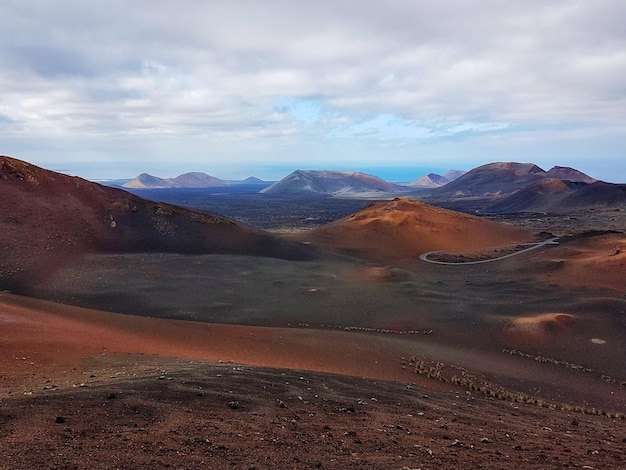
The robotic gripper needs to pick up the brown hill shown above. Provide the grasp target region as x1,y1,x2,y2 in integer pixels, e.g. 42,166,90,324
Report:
0,156,313,291
432,162,548,198
545,165,596,183
484,178,575,212
296,198,535,262
422,162,619,213
486,179,626,213
430,162,599,199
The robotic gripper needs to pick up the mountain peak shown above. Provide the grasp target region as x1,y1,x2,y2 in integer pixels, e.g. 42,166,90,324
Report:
546,166,596,183
479,162,546,176
408,173,450,188
123,171,225,188
171,172,224,187
123,173,171,188
260,170,408,195
433,162,548,197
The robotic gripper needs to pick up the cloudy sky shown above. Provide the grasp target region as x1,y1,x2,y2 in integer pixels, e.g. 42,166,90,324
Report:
2,1,625,182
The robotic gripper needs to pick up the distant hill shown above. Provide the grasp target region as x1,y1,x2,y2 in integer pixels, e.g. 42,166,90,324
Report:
0,156,314,292
408,173,450,188
441,169,466,181
122,172,270,189
430,162,599,197
123,173,174,188
171,172,224,187
486,179,626,213
484,178,573,213
296,198,534,262
408,170,465,188
432,162,550,197
237,176,266,185
260,170,409,196
545,166,596,183
423,161,623,213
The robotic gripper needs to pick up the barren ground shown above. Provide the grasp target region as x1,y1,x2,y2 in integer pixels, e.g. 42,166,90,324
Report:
2,362,624,470
1,183,624,468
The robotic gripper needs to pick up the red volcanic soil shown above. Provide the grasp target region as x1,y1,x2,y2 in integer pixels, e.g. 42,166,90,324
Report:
555,233,626,291
296,198,535,262
523,232,626,292
0,292,420,388
501,313,578,348
0,156,312,291
2,293,624,469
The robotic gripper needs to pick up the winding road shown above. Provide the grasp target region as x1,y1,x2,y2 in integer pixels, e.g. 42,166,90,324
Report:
419,237,560,265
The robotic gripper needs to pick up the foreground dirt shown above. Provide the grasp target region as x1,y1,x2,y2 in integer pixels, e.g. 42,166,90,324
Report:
1,292,624,469
1,362,624,470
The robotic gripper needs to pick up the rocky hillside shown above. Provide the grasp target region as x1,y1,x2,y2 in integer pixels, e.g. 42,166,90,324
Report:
0,156,313,291
297,197,534,262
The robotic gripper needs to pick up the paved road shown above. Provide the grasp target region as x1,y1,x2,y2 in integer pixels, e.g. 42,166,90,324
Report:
419,237,560,265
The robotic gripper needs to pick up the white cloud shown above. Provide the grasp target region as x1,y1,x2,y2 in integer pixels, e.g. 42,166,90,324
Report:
1,0,625,180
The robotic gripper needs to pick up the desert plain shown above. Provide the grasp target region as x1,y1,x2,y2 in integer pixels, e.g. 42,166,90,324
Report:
1,156,625,469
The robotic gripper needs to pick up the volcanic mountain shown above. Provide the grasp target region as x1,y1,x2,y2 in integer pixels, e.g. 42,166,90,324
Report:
545,165,597,183
408,169,465,188
260,170,409,195
432,162,551,198
122,173,172,188
408,172,450,188
123,171,225,188
170,171,225,187
424,162,622,212
485,179,626,213
296,198,535,262
0,156,313,292
441,169,467,181
430,161,601,198
238,176,266,184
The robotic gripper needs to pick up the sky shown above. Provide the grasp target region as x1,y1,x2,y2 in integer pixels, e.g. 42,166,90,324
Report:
1,1,625,183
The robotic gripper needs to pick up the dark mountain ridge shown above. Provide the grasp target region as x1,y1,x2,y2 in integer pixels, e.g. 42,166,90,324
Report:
486,179,626,213
432,162,549,197
424,161,624,213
